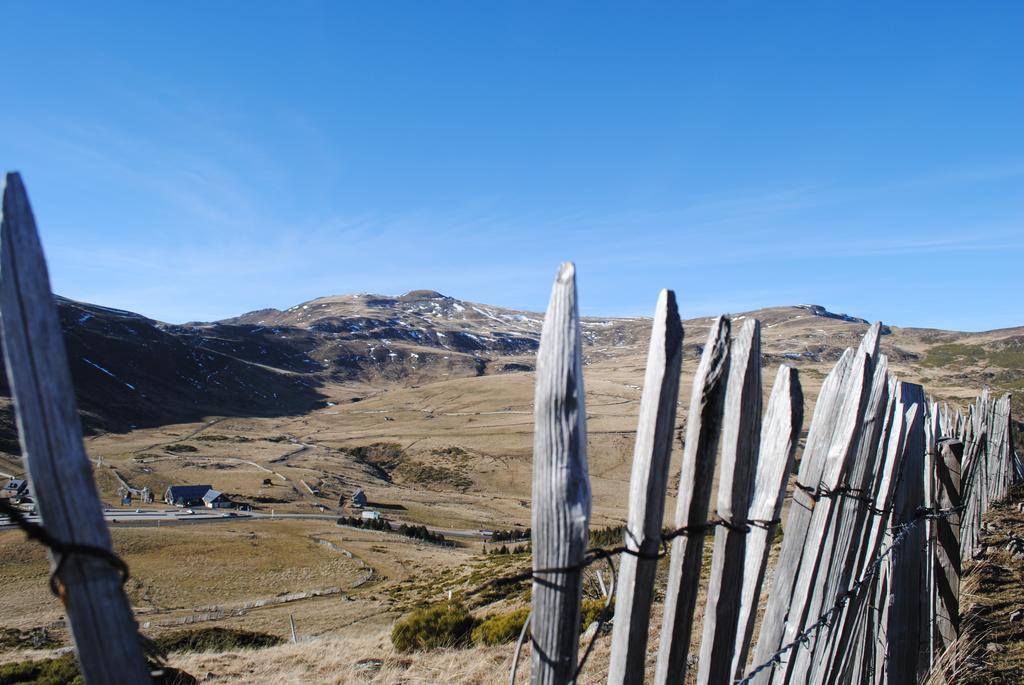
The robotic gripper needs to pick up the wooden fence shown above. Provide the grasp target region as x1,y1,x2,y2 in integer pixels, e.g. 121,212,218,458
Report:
0,174,1019,685
528,264,1018,685
1,173,151,683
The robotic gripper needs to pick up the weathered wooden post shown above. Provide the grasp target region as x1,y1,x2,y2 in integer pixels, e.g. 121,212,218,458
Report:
653,316,730,685
607,289,683,685
771,348,874,685
886,382,927,684
731,364,802,681
0,172,151,683
933,438,962,657
697,319,763,685
749,347,856,684
531,262,590,685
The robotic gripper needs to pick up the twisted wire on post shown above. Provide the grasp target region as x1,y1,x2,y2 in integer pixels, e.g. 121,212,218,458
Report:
489,515,780,591
497,503,964,684
735,505,963,685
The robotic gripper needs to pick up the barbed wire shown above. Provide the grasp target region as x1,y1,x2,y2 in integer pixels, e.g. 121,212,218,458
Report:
495,496,964,684
487,515,780,592
735,504,962,685
0,498,128,598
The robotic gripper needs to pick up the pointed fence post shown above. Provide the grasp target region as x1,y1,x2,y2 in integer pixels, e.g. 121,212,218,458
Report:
812,356,891,683
653,316,731,685
530,262,591,685
0,172,151,684
770,347,873,685
886,382,927,684
607,290,683,685
749,347,856,684
696,319,763,685
932,438,962,658
731,365,802,681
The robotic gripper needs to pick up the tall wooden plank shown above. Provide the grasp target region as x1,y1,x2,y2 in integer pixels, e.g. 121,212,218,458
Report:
807,355,890,684
696,319,763,685
828,376,902,684
730,365,802,681
653,316,731,685
886,382,926,685
748,347,857,685
933,439,962,656
920,402,940,673
530,262,591,685
607,290,683,685
770,349,872,685
866,398,922,685
0,173,151,684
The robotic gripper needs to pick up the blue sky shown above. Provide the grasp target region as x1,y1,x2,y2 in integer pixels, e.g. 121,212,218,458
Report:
2,3,1021,330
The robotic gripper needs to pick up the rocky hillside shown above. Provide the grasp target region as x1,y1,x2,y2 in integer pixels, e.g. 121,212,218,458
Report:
0,290,1020,457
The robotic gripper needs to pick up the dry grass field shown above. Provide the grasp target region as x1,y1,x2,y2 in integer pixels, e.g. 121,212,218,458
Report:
0,303,1020,682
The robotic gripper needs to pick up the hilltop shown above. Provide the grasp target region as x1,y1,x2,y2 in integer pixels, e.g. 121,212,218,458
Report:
0,291,1020,463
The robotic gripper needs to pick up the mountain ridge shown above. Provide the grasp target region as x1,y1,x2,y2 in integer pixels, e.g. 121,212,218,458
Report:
0,291,1020,460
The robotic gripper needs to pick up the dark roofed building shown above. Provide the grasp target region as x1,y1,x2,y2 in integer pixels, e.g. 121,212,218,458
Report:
165,484,214,507
1,479,28,499
202,489,233,509
351,488,367,508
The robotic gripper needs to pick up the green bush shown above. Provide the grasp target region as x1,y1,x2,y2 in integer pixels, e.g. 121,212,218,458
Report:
0,654,195,685
155,627,282,653
580,597,612,630
0,655,83,685
391,601,476,652
0,627,58,650
472,607,530,646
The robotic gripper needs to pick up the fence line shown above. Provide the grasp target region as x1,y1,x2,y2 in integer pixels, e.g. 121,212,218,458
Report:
522,263,1016,685
0,174,1018,685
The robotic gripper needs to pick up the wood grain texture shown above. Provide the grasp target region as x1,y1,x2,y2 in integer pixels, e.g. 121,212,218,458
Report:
530,262,591,685
799,351,889,684
696,319,763,685
789,326,885,683
886,382,927,685
812,356,891,683
866,395,922,685
0,173,151,684
839,377,904,684
653,316,730,685
749,347,855,683
731,364,802,682
933,439,962,655
607,290,683,685
772,349,872,685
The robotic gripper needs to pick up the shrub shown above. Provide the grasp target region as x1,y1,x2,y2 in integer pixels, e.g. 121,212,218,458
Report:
472,607,530,646
0,655,83,685
391,601,476,652
580,597,612,630
0,654,196,685
589,525,625,548
0,627,58,650
155,627,282,653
